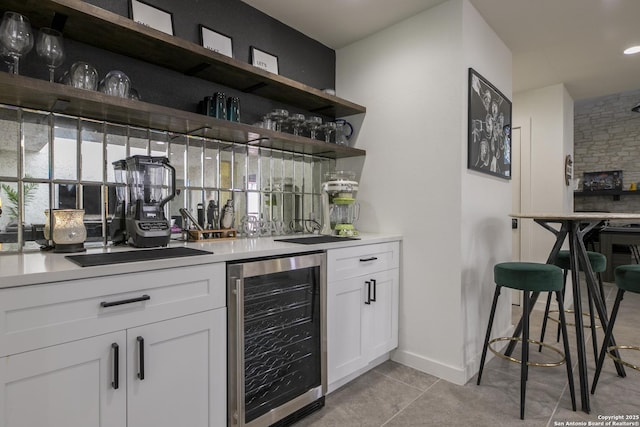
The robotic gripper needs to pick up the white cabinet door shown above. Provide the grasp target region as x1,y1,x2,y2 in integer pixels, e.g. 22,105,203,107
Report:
327,275,368,385
364,269,399,360
0,331,126,427
327,268,399,386
127,309,226,427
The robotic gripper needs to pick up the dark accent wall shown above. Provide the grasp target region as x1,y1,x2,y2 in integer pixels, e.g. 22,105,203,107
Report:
9,0,336,125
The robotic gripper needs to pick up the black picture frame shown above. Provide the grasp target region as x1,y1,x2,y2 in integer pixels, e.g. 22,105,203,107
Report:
250,46,279,75
467,68,512,179
199,25,233,58
129,0,175,36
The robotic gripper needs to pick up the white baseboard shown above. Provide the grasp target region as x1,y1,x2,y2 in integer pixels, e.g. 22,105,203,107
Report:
391,324,515,385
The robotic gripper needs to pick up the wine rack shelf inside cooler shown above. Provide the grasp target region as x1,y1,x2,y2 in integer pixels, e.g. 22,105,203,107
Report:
243,268,321,423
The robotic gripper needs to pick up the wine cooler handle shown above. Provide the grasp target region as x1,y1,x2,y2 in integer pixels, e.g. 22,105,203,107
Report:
371,279,377,302
234,278,245,426
111,343,119,390
137,336,145,380
365,280,371,305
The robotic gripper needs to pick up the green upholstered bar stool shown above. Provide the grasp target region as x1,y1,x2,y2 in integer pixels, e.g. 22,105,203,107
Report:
539,250,607,362
477,262,576,420
591,264,640,394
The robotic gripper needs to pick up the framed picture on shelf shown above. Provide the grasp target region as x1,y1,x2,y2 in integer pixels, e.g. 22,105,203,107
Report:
129,0,174,36
250,46,278,74
467,67,512,180
199,25,233,58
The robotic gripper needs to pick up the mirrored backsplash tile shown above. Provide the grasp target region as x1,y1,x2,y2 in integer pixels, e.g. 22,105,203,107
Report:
0,106,19,179
23,110,51,181
80,120,104,183
0,104,335,252
53,115,78,181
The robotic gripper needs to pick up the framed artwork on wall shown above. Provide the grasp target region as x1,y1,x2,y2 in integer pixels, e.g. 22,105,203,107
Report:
199,25,233,58
129,0,174,35
467,67,512,179
250,46,279,74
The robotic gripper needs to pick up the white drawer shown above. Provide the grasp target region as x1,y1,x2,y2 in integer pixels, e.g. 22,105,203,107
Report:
327,241,400,282
0,263,225,357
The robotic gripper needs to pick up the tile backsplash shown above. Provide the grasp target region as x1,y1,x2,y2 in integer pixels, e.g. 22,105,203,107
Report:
0,104,334,252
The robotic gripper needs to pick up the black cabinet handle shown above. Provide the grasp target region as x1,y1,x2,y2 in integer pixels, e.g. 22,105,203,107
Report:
101,294,150,308
359,257,378,262
365,281,371,305
111,343,119,390
137,336,145,380
371,279,377,302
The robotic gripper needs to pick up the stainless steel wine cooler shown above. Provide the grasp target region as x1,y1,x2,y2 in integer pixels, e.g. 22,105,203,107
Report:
227,252,327,427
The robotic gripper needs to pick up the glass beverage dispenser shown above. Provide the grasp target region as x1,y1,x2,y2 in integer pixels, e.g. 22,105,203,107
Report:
320,171,359,237
124,155,176,247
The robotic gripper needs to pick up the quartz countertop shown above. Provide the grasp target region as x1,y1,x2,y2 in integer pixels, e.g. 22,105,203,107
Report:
0,233,402,289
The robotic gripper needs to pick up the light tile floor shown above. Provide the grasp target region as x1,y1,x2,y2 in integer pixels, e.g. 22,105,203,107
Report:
295,281,640,426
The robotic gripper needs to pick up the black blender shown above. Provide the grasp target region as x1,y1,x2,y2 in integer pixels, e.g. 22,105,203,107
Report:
124,155,176,247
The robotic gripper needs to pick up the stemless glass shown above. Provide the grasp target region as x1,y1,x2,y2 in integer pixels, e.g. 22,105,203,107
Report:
36,27,65,82
0,12,33,75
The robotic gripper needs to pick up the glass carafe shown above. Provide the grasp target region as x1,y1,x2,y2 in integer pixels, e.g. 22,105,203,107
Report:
125,156,176,214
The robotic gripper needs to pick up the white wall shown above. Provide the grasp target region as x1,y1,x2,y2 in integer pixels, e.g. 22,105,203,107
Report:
336,0,512,384
459,0,513,381
513,84,574,264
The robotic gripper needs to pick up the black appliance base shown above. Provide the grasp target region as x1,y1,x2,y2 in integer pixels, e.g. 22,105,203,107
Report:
53,243,86,253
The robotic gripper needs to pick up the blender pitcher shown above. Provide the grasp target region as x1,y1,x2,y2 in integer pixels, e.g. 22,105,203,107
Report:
330,198,360,237
109,159,128,243
124,155,176,247
320,170,359,236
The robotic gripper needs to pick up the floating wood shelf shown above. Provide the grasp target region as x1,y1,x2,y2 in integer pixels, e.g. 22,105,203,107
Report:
574,190,640,201
0,72,366,159
1,0,366,118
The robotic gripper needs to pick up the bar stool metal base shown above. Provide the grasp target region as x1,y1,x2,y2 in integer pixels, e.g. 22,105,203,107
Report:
489,336,566,367
478,262,576,420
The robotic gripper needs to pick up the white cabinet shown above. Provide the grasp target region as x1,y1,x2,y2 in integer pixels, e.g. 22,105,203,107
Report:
0,331,126,427
327,242,400,391
0,263,226,427
128,310,226,427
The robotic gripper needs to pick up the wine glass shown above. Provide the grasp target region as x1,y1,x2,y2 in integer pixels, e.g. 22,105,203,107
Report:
0,12,33,75
36,27,65,82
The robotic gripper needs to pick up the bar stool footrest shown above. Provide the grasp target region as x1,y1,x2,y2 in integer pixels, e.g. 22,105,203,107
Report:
489,337,566,367
546,309,601,328
606,345,640,371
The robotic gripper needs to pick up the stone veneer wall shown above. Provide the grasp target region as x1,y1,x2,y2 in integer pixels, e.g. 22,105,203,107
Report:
574,88,640,217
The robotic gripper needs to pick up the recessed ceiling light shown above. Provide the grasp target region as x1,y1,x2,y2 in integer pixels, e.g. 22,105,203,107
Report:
624,46,640,55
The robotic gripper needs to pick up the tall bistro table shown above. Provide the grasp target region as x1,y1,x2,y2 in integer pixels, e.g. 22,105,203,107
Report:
506,212,640,413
